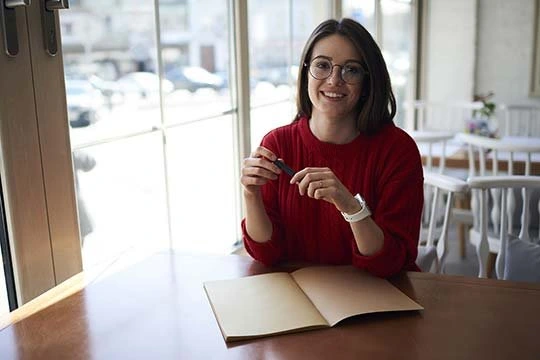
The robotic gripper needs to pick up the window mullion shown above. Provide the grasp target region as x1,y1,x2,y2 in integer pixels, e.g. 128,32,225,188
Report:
230,0,251,244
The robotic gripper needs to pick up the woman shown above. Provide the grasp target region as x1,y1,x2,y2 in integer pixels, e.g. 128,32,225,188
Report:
240,18,423,278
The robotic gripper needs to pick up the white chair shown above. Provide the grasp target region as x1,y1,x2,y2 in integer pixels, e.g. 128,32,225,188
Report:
409,131,456,227
457,133,540,178
416,171,469,273
498,104,540,137
409,130,472,259
410,100,483,133
408,130,456,173
458,133,540,245
458,133,540,275
467,176,540,280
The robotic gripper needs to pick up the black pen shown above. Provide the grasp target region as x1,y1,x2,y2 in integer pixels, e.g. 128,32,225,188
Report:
273,159,295,176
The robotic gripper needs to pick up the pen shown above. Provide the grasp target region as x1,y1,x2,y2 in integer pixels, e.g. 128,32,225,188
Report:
273,159,295,176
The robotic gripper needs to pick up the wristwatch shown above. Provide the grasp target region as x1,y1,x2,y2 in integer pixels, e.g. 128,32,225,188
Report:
341,193,371,222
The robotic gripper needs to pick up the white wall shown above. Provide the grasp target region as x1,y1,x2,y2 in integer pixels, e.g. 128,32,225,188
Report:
475,0,540,107
424,0,477,102
425,0,540,107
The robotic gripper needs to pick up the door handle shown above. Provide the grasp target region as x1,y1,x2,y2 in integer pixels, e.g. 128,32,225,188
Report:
1,0,31,57
45,0,67,11
41,0,68,56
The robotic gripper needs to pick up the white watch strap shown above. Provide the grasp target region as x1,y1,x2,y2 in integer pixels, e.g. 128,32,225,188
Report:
341,194,371,222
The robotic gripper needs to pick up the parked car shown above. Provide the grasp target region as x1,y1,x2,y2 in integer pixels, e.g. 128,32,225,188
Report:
87,74,124,107
115,72,174,101
66,79,106,128
253,65,299,87
165,66,225,92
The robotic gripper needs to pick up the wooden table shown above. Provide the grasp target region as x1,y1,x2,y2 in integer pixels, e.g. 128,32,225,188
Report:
1,252,539,359
426,149,540,175
421,135,540,175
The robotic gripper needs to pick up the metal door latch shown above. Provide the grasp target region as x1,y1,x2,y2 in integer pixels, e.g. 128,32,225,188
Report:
41,0,69,56
1,0,31,57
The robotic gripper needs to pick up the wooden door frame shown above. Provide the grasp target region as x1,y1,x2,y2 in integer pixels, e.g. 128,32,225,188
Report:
0,1,82,306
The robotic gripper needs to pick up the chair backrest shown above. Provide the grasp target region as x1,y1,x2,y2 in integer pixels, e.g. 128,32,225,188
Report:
457,133,540,178
409,131,456,173
458,134,540,272
498,104,540,137
411,100,483,132
467,176,540,279
418,172,468,273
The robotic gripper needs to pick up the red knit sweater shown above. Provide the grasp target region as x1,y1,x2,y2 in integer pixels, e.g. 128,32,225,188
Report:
242,116,424,278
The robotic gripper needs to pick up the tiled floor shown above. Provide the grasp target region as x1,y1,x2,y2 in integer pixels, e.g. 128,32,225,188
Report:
440,231,479,277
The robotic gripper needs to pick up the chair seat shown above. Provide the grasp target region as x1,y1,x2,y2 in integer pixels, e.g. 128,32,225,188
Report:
470,228,540,253
417,172,469,273
417,245,437,272
466,175,540,278
504,234,540,283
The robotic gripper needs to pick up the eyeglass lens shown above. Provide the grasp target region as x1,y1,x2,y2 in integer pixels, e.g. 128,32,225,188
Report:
309,57,365,84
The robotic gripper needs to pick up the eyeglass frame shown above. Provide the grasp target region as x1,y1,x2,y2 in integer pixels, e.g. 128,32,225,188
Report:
304,56,369,85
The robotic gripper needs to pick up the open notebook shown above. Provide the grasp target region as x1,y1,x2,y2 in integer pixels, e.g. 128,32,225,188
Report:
204,265,423,342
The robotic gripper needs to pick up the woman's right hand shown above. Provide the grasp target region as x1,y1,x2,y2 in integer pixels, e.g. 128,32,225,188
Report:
241,146,282,195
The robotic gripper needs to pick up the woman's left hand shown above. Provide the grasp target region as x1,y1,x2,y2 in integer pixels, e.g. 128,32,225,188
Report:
290,167,361,214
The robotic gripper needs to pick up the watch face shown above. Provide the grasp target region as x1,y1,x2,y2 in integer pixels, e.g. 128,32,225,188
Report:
342,193,371,222
354,193,366,205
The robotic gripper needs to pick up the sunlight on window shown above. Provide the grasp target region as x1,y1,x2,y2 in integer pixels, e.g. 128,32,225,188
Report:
58,0,414,270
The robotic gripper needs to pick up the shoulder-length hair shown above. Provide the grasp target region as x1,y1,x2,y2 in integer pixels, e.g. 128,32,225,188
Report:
295,18,396,135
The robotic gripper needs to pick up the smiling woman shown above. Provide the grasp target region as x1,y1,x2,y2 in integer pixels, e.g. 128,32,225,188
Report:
241,18,423,278
0,0,418,311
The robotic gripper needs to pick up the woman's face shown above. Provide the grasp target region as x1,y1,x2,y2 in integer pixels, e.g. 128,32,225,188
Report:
307,34,364,122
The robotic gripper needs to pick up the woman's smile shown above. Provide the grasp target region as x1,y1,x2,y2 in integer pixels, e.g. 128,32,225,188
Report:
321,90,346,99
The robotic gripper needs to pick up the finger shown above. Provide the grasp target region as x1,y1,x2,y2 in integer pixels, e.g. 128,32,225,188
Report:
290,167,325,184
242,165,278,180
295,171,318,195
243,157,281,175
298,170,325,192
251,146,277,162
241,175,270,187
290,167,311,184
307,179,325,198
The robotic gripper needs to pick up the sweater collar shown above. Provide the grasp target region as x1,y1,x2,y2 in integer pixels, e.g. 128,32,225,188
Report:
298,115,365,156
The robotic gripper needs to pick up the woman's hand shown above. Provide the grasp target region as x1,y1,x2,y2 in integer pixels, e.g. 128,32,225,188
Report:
290,167,361,214
241,146,282,195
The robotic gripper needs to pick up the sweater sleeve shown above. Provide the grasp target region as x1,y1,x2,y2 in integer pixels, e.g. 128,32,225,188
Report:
351,139,424,278
242,132,286,266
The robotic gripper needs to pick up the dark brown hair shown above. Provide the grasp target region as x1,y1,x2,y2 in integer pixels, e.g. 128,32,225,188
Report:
295,18,396,134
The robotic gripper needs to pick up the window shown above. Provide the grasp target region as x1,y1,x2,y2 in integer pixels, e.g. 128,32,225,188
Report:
0,1,419,308
248,0,333,147
343,0,415,128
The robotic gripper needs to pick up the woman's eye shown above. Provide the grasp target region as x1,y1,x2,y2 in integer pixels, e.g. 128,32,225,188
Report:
344,65,361,74
315,61,331,69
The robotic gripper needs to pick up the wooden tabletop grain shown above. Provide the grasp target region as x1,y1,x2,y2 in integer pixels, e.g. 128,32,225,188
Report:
0,251,539,360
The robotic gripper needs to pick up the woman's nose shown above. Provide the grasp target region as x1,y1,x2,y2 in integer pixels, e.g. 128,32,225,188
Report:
326,65,344,85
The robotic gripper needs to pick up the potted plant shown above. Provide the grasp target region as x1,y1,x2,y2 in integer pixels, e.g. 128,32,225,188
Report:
467,91,497,137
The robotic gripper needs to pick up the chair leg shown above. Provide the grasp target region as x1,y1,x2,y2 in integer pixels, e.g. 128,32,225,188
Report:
455,194,471,259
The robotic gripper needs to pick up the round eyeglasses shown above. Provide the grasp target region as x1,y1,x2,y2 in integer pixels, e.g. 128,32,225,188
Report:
306,56,367,84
